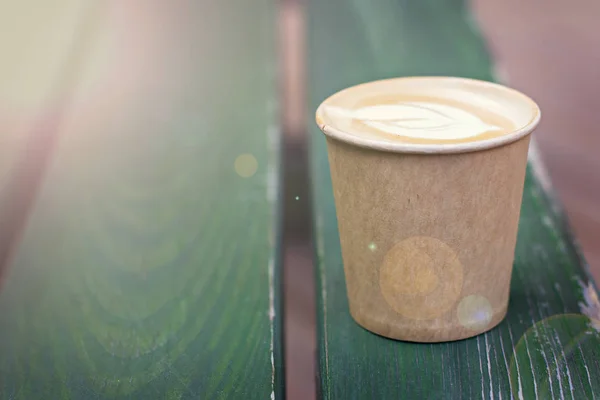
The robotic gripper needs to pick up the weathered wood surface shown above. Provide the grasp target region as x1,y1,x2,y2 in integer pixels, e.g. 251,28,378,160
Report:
308,0,600,398
0,1,283,398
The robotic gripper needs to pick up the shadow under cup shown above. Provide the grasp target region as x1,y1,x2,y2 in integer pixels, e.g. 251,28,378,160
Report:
316,77,541,342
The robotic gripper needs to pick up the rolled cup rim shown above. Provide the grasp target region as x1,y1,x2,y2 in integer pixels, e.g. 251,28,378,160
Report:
316,76,541,155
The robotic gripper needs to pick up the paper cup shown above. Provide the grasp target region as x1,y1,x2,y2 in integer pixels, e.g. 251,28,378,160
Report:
316,77,541,342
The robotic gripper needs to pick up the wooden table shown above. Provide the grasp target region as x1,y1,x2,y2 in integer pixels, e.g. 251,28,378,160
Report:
0,1,283,398
308,0,600,398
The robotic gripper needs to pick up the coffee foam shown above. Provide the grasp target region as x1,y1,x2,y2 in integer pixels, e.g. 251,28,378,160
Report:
324,101,503,141
316,77,539,147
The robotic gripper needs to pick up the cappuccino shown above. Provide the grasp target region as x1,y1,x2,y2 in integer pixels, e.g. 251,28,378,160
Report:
315,76,541,342
316,77,536,146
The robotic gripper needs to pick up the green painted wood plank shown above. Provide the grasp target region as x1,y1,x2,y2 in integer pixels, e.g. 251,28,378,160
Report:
308,0,600,398
0,1,283,399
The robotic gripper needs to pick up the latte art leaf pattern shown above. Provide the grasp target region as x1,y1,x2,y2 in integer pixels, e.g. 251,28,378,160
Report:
325,102,502,140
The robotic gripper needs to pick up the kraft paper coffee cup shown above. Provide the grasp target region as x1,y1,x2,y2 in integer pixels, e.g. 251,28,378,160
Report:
316,77,541,342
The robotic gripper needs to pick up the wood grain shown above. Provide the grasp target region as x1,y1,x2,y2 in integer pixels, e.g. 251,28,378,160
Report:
0,1,283,398
308,0,600,398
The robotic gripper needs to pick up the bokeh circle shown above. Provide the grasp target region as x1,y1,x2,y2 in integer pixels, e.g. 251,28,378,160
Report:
379,236,463,320
457,294,493,331
234,154,258,178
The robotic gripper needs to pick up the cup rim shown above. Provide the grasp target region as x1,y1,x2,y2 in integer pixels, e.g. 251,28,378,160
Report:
316,76,541,154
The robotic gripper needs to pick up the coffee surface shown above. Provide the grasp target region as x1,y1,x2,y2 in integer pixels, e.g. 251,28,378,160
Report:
317,78,521,145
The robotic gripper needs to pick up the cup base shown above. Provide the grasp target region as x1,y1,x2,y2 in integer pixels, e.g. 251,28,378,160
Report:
350,306,508,343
